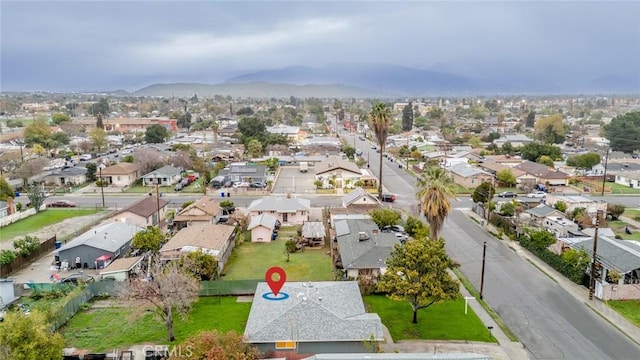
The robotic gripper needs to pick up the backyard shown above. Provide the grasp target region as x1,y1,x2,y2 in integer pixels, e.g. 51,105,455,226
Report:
0,209,103,242
222,227,334,281
608,300,640,327
622,209,640,220
61,296,251,352
363,295,496,343
608,220,640,241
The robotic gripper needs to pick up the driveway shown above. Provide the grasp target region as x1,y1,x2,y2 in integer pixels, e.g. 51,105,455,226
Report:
272,166,318,194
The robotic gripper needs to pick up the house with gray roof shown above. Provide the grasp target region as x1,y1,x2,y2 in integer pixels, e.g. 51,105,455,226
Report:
341,187,380,209
111,196,169,227
525,204,564,226
244,281,384,354
57,222,142,269
43,167,87,186
141,165,183,186
248,195,311,225
561,235,640,300
219,164,268,184
315,156,363,189
247,213,279,243
449,164,494,189
334,219,400,280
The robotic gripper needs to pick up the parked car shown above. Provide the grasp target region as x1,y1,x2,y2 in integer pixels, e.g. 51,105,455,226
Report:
57,274,95,285
233,182,250,188
47,200,77,208
383,225,406,233
174,183,184,191
250,181,267,188
497,191,518,198
381,194,396,202
527,191,546,198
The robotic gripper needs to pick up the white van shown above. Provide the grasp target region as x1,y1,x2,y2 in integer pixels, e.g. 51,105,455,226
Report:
299,162,309,173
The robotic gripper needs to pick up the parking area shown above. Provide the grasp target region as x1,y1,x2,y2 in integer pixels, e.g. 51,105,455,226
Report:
272,166,318,194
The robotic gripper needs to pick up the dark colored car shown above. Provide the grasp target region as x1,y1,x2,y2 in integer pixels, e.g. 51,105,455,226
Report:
47,200,77,208
381,194,396,202
58,274,95,285
497,191,518,198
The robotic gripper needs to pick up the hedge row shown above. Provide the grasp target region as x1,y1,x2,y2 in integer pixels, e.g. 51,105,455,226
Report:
520,235,585,284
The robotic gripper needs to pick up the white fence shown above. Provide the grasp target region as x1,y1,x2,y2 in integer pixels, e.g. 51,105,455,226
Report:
0,205,46,228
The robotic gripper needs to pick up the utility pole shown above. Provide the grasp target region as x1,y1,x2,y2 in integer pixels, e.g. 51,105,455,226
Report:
155,178,161,226
600,146,610,196
99,167,105,208
480,241,487,299
589,209,603,300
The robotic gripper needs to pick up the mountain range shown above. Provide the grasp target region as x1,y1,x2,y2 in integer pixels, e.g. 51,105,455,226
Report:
134,63,640,98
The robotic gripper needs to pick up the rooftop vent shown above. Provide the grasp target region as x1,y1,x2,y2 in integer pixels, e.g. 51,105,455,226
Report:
358,232,370,241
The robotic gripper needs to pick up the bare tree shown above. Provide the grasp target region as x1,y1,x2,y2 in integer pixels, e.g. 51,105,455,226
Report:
168,150,193,170
122,259,199,341
133,148,165,174
230,211,250,232
15,157,49,186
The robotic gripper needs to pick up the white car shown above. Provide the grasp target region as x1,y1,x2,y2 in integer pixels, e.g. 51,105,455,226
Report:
527,191,546,198
233,182,250,188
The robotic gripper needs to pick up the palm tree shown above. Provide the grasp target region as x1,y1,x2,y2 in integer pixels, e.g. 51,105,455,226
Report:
210,121,219,143
416,166,456,240
370,102,392,200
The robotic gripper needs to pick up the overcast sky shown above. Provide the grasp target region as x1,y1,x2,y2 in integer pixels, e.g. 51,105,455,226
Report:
1,0,639,92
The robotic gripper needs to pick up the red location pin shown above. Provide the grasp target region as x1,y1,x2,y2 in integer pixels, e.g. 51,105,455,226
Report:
265,266,286,296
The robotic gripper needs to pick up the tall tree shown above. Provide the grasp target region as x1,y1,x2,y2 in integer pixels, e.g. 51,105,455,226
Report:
0,310,65,360
26,184,46,212
93,98,110,116
370,102,392,200
471,181,495,204
0,177,14,201
88,127,108,152
51,112,70,125
96,113,104,129
123,259,199,342
496,169,516,187
377,238,459,324
15,158,48,187
534,114,565,144
566,152,601,170
603,111,640,153
146,124,170,143
417,167,456,240
23,119,51,147
247,139,263,158
526,110,536,127
85,162,97,181
369,208,401,228
131,226,164,252
402,101,414,131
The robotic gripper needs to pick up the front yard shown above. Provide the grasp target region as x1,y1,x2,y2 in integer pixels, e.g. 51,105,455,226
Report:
0,209,103,242
62,297,251,352
608,220,640,241
608,300,640,327
222,227,333,281
363,295,496,343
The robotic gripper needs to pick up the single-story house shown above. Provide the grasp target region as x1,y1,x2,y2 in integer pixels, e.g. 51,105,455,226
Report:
99,163,140,187
141,165,183,186
302,221,326,247
172,196,222,230
267,124,301,143
99,256,143,281
545,194,608,215
562,235,640,300
494,134,534,147
159,223,236,273
341,187,380,209
247,213,279,243
315,156,363,189
514,161,570,187
248,196,311,225
57,222,142,269
244,281,384,354
111,196,169,227
613,171,640,189
543,216,580,238
218,164,268,184
525,204,565,226
334,219,400,280
43,167,87,186
449,163,494,189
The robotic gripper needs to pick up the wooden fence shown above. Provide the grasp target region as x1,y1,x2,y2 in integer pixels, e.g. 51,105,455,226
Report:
0,235,57,277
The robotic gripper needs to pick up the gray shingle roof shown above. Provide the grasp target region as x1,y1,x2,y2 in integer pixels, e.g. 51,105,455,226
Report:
247,213,279,231
335,219,400,269
248,196,311,213
568,236,640,273
449,164,489,178
526,205,561,218
142,165,182,178
342,187,379,207
59,222,142,253
244,281,384,343
302,221,325,239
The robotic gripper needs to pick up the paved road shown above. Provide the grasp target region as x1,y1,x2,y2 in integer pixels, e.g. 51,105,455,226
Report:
346,133,640,360
443,211,640,360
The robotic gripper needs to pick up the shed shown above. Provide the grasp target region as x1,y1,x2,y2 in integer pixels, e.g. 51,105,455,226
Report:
0,278,17,309
248,213,279,243
99,256,144,281
302,221,326,247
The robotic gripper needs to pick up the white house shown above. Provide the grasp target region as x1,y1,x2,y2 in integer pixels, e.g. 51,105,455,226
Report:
613,171,640,189
248,195,310,225
141,165,183,186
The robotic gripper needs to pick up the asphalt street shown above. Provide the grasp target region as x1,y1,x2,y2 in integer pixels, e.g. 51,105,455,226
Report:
347,132,640,360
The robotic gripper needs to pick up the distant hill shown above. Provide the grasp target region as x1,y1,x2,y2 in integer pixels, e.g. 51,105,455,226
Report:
225,63,478,96
134,81,377,98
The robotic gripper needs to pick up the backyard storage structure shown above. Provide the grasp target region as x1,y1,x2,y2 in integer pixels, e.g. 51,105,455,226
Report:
57,222,142,269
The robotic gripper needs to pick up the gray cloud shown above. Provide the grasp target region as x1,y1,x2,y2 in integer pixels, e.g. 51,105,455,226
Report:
1,0,638,92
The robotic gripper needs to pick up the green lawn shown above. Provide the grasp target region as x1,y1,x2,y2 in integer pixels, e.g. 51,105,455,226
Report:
622,209,640,220
222,227,333,281
0,209,102,242
62,296,251,352
607,183,640,195
363,295,496,343
125,178,207,194
608,220,640,241
608,300,640,327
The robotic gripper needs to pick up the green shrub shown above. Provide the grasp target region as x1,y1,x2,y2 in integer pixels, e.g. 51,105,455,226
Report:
285,240,297,254
13,236,40,257
520,230,587,284
0,249,17,265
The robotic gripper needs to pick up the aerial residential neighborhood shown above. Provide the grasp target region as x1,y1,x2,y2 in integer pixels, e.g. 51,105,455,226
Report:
1,1,640,360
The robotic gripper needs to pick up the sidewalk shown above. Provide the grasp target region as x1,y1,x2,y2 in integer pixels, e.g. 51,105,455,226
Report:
463,210,640,348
